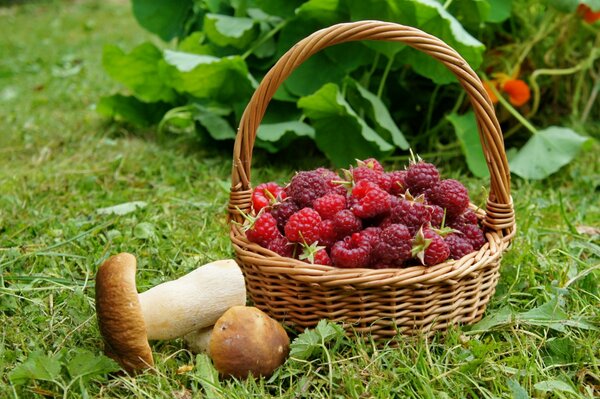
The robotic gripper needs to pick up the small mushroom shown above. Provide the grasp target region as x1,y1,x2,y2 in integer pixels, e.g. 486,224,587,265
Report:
183,325,213,355
209,306,290,379
95,253,246,373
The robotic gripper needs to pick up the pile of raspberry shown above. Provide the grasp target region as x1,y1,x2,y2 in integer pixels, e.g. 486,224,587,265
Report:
243,158,486,269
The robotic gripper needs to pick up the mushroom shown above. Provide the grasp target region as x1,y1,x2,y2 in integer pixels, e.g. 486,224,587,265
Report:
183,325,213,355
208,306,290,379
95,253,246,373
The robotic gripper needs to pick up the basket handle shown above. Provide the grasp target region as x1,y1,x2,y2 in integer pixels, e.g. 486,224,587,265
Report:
230,20,514,232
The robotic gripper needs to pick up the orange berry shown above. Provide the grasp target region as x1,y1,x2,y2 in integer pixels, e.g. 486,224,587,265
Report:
502,79,531,107
483,80,499,104
578,4,600,24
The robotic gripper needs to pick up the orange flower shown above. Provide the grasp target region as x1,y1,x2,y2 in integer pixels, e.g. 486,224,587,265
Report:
501,79,531,107
577,4,600,23
483,80,499,104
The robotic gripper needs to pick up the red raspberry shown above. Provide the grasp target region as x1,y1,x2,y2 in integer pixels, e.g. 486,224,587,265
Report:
270,200,300,233
455,224,486,250
245,212,280,246
284,208,322,244
390,197,431,235
317,219,338,248
427,205,445,228
314,167,347,196
313,193,347,220
373,224,412,265
413,228,450,266
449,209,479,230
444,234,474,260
266,235,295,258
426,179,470,218
332,209,362,238
405,161,440,194
252,182,287,213
287,170,329,208
360,227,382,247
387,170,407,195
330,233,371,268
299,242,332,265
350,180,392,219
357,158,384,173
313,249,332,265
352,166,392,192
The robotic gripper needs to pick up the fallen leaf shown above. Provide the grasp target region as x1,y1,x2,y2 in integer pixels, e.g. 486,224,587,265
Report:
576,225,600,236
176,364,194,374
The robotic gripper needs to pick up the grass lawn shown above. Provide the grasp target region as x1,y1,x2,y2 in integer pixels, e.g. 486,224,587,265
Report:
1,1,598,398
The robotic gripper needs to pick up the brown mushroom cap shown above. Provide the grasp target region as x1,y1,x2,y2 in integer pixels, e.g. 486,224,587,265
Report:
209,306,290,379
95,253,153,373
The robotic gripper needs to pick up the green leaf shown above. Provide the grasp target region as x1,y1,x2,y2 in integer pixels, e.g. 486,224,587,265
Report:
132,0,193,41
193,105,236,140
446,111,489,178
534,380,577,395
298,83,394,166
134,222,156,240
447,0,490,28
66,351,120,382
9,351,62,386
487,0,512,22
96,201,147,216
163,50,253,102
468,306,513,332
545,0,579,12
102,43,176,103
253,0,306,18
204,14,257,49
194,354,222,399
289,319,345,360
507,378,530,399
509,127,591,179
350,80,409,150
97,94,167,127
255,121,315,152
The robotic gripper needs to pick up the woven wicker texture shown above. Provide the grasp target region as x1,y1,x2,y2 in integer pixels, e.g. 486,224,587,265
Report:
229,21,516,339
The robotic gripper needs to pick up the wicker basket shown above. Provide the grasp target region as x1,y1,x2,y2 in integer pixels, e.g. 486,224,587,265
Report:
228,21,516,340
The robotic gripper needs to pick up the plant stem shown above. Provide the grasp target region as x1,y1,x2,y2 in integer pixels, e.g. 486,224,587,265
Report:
486,80,538,135
581,73,599,124
241,20,287,60
377,56,394,98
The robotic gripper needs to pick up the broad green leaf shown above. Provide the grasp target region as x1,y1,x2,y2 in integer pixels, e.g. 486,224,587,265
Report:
298,83,394,166
256,121,315,152
487,0,512,22
447,0,490,28
509,127,591,179
446,111,489,178
195,354,222,399
290,327,321,360
468,306,512,331
296,0,345,23
178,32,214,55
9,351,62,386
97,94,167,127
253,0,306,18
534,380,577,395
163,50,253,102
204,14,257,49
66,351,120,382
193,105,236,140
507,378,530,399
96,201,147,216
132,0,193,41
134,222,156,240
103,43,176,103
285,52,349,96
314,319,345,342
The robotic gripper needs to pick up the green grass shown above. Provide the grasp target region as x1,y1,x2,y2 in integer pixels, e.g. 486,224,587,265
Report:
1,1,599,398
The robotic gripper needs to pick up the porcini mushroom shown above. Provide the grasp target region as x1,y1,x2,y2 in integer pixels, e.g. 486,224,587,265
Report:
95,253,246,373
183,325,214,355
209,306,290,379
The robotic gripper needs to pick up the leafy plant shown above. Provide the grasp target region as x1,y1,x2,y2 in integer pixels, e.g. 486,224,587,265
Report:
99,0,598,178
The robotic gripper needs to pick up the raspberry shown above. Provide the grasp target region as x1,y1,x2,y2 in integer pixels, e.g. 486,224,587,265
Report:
266,235,295,258
330,233,371,268
426,179,470,218
270,200,300,233
299,242,332,265
332,209,362,238
252,182,286,213
412,228,450,266
314,167,347,196
313,249,332,266
387,170,407,195
357,158,384,173
455,224,486,250
317,219,338,248
245,212,280,246
313,193,347,220
284,208,322,244
352,166,392,192
287,170,329,208
389,196,431,234
405,161,440,194
428,205,445,228
372,224,412,265
449,209,479,230
360,227,382,247
350,180,391,219
444,234,474,260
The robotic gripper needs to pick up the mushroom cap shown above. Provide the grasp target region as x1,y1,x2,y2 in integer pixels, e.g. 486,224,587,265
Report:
209,306,290,379
95,253,153,373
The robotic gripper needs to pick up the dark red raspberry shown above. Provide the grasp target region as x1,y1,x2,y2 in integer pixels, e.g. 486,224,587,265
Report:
314,167,347,196
455,224,486,249
427,179,470,218
317,219,338,248
449,209,479,230
405,161,440,194
387,170,407,195
444,234,474,260
390,197,431,234
330,233,371,268
350,180,392,219
313,193,347,220
267,235,295,258
287,170,329,208
413,228,450,266
352,166,392,192
270,200,300,233
373,224,412,265
252,182,287,213
357,158,384,173
332,209,362,238
245,212,280,246
360,226,382,247
428,205,446,228
284,208,322,244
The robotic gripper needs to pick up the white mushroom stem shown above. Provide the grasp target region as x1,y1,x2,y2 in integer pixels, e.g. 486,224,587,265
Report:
183,326,213,355
138,259,246,340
